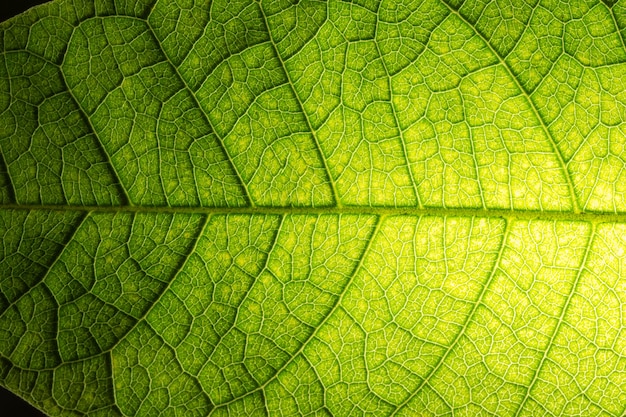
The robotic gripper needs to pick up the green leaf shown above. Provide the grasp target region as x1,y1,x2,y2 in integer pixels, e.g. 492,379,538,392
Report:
2,0,626,416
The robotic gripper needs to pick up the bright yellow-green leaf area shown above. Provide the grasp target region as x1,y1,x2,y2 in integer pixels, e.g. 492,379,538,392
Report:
2,0,626,416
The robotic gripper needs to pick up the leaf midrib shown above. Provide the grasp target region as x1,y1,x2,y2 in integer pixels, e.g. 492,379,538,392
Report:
1,204,624,224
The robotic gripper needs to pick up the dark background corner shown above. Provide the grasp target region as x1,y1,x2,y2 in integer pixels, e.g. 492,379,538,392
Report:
0,386,47,417
1,0,52,23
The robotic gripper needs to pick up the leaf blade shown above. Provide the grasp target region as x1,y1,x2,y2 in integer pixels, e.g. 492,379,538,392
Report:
3,1,626,416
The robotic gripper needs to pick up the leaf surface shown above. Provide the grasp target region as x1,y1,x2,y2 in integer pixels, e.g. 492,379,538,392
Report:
2,0,626,416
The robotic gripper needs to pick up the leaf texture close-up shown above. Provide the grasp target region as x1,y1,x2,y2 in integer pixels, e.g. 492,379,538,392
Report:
2,0,626,416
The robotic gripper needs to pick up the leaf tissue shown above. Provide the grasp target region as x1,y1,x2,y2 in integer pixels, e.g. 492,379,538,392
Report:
2,0,626,416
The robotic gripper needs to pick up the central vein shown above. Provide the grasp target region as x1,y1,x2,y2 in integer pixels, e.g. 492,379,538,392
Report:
1,204,624,224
